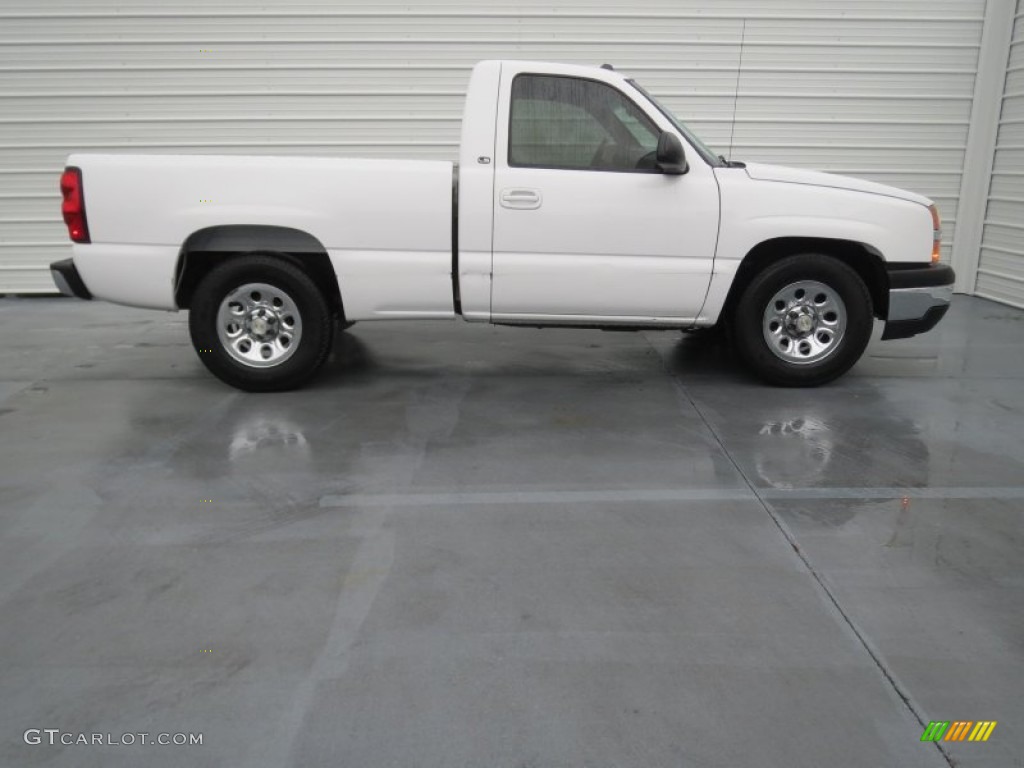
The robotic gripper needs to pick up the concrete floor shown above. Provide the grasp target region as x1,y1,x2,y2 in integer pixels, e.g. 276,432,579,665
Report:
0,294,1021,768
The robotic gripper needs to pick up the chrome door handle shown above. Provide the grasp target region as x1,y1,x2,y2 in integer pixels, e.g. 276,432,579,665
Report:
499,188,542,210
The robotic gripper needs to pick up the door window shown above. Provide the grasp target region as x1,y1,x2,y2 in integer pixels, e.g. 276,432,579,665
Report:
509,75,661,172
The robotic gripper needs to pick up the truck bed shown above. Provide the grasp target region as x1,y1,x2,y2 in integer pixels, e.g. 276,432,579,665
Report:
68,153,456,318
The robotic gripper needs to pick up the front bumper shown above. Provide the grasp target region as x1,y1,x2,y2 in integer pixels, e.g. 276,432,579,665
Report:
882,264,954,340
50,258,92,300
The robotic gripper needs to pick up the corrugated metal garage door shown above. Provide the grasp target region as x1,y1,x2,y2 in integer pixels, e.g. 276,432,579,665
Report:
978,2,1024,309
0,0,984,293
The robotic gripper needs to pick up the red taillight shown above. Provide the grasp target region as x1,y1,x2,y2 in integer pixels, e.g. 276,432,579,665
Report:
60,167,90,243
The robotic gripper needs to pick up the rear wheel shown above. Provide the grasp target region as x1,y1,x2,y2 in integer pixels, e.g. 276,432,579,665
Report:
189,254,333,391
733,253,873,386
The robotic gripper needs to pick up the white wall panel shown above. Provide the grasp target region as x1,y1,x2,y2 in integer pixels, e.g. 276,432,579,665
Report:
0,0,985,292
979,3,1024,308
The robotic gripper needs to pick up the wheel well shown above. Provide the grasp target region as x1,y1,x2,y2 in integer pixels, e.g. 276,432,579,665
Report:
174,225,344,318
720,237,888,324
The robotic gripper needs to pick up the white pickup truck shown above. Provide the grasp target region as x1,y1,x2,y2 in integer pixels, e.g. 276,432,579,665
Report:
52,59,954,391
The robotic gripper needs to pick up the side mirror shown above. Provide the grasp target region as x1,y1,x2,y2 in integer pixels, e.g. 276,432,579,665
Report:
656,132,688,175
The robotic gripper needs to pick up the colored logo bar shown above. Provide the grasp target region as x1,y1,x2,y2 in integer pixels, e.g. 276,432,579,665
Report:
921,721,997,742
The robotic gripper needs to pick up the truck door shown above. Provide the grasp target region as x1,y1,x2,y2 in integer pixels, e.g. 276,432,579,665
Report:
490,69,720,324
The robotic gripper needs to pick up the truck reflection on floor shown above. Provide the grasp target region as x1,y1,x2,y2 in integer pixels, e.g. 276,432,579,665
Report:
751,407,929,493
228,417,310,465
754,415,835,491
669,333,932,525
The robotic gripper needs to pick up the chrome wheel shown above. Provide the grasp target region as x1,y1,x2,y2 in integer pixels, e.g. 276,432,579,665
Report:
216,282,302,368
762,280,846,365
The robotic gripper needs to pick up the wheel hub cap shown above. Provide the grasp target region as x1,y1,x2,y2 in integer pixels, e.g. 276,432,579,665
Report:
792,312,815,334
762,280,847,365
250,315,269,337
216,282,303,368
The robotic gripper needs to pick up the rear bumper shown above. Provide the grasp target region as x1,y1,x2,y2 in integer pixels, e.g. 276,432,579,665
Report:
882,264,954,340
50,258,92,300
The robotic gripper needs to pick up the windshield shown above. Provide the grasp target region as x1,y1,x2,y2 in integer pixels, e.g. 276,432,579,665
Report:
626,79,724,168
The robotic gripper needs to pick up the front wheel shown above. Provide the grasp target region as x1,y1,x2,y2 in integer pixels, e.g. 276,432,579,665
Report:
189,255,334,391
732,254,873,387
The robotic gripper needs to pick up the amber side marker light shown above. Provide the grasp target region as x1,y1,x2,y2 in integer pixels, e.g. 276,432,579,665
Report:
60,167,90,243
929,204,941,264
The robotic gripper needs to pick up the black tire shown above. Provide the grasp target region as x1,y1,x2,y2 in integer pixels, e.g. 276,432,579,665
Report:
189,254,333,392
733,253,873,387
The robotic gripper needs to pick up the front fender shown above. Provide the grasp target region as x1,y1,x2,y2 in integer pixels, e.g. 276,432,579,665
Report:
697,172,934,324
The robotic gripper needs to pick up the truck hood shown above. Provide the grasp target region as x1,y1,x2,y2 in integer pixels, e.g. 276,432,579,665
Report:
742,162,932,206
